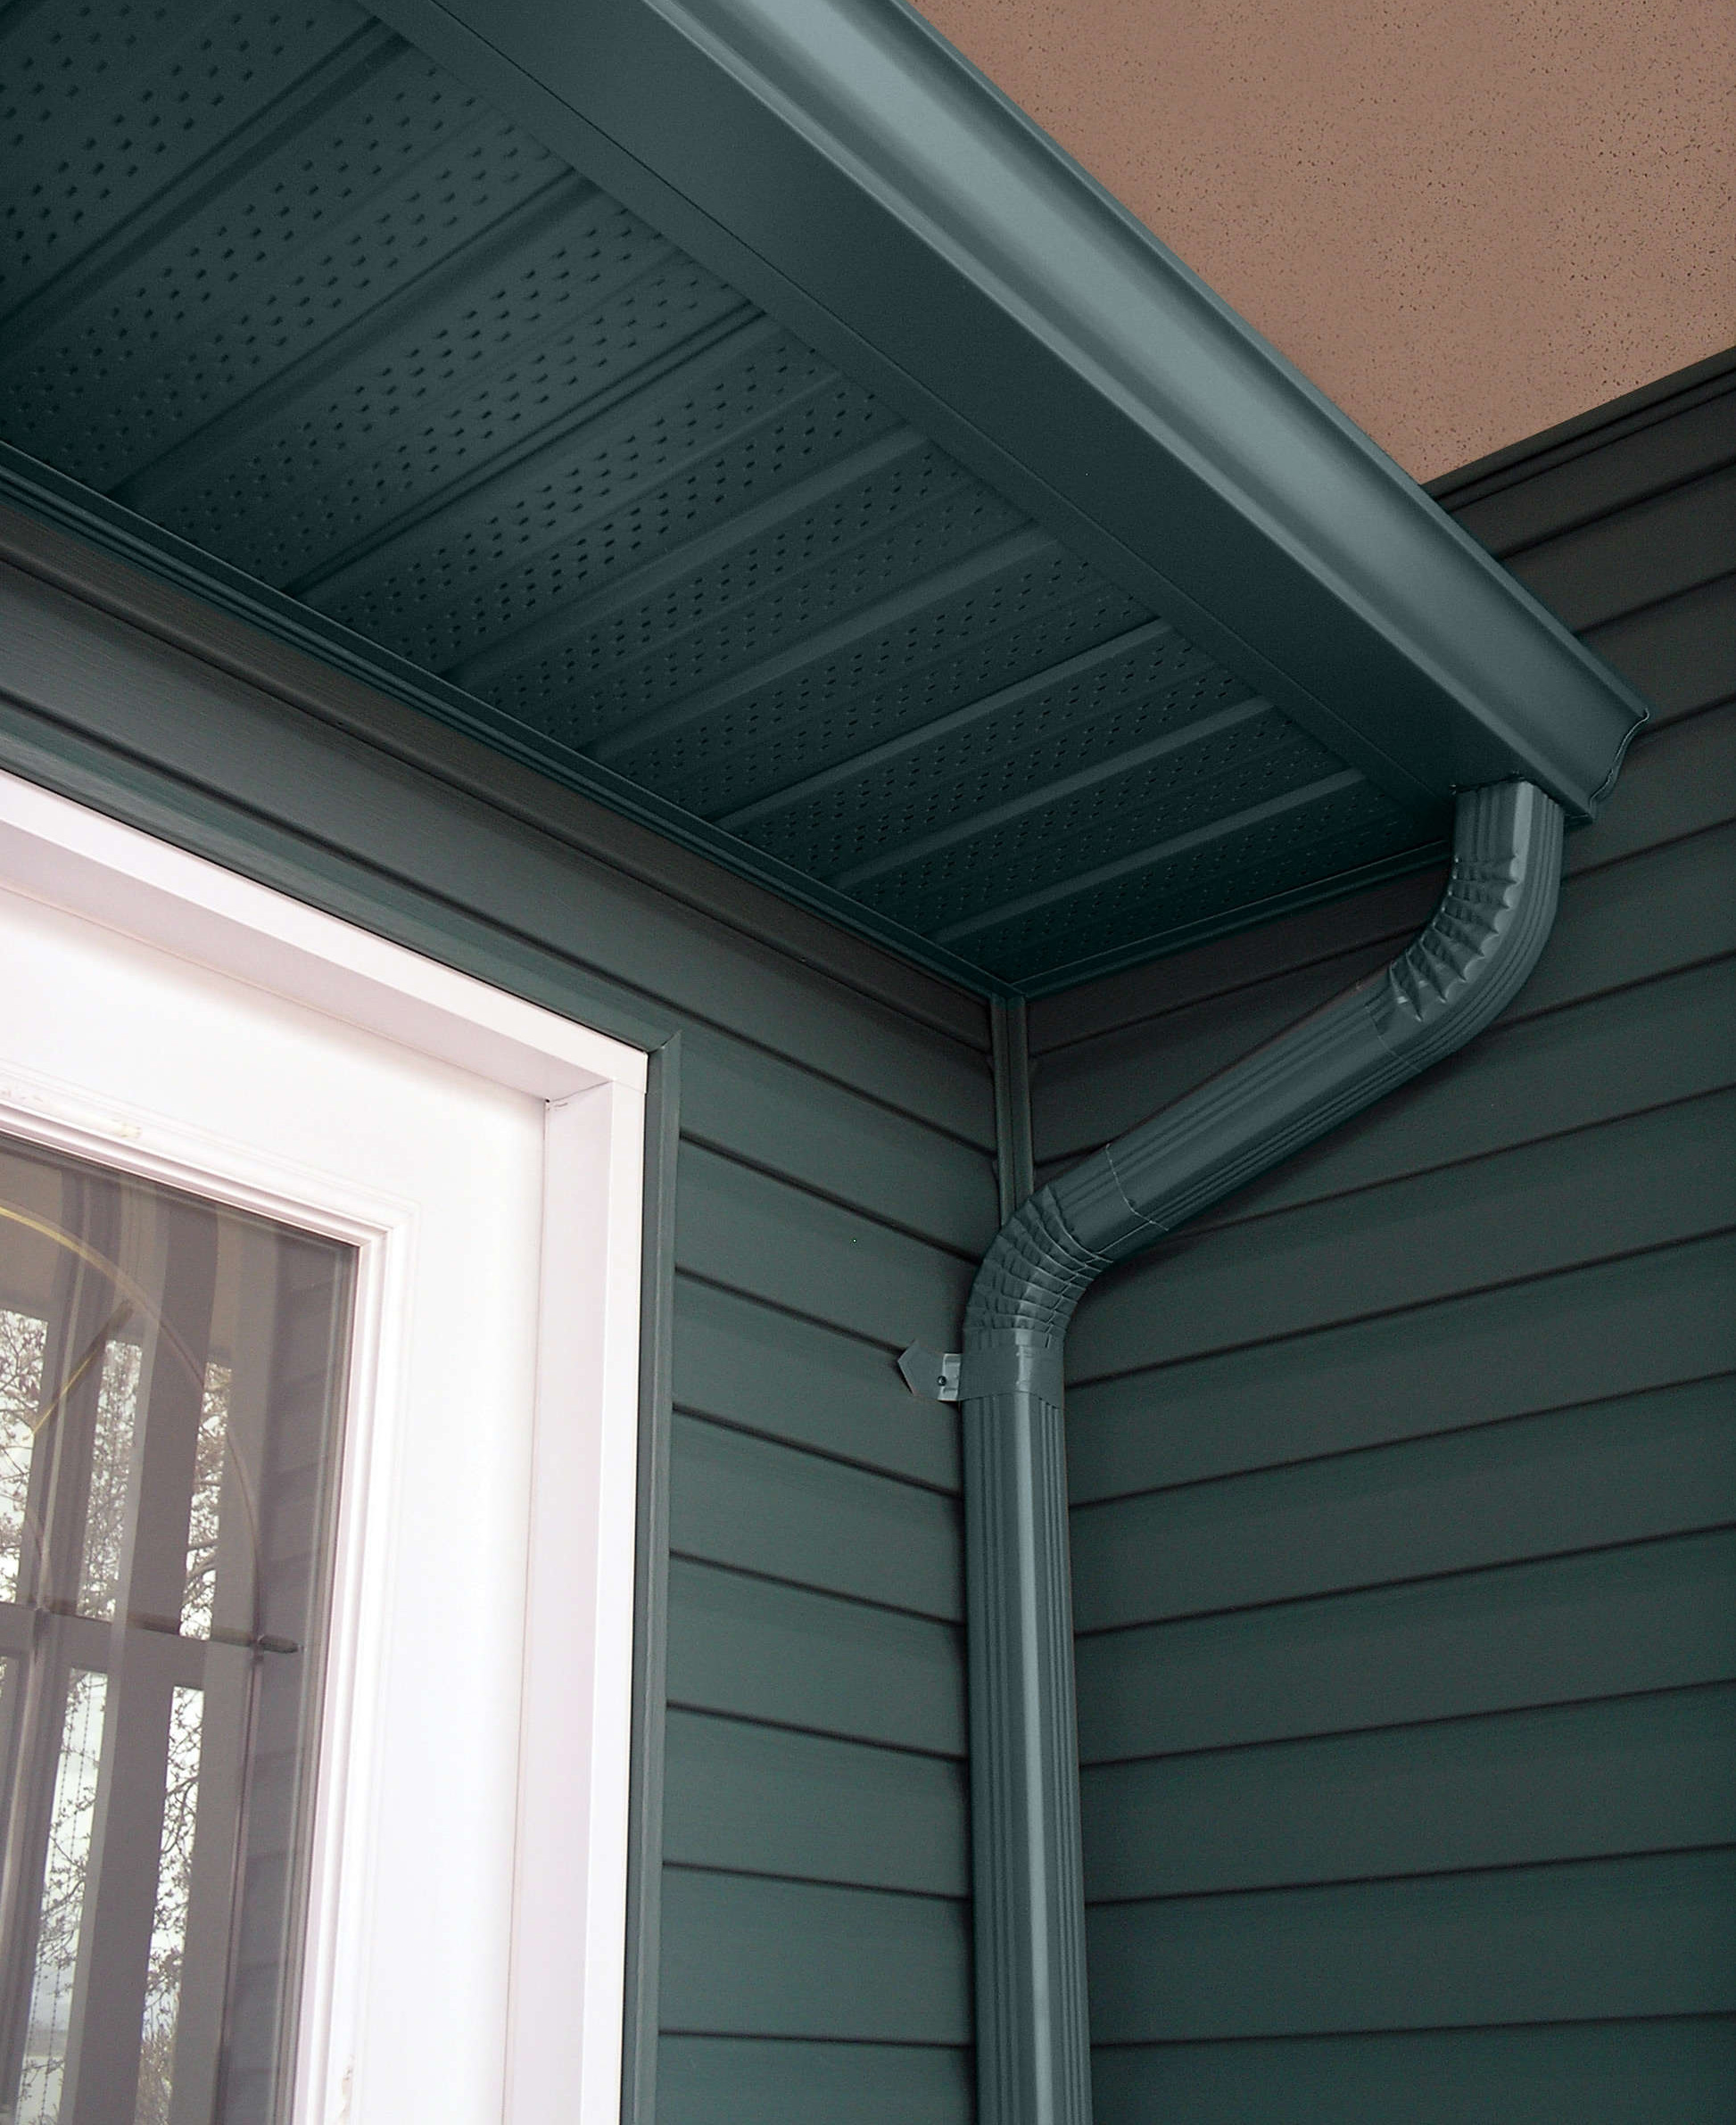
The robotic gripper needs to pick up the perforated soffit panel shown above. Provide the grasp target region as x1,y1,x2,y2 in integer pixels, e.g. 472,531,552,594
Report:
0,0,1648,996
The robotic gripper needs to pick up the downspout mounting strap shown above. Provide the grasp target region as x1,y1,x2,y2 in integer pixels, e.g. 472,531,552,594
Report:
898,1336,1066,1407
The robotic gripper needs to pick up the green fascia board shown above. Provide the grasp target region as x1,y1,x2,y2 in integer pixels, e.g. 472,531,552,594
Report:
365,0,1649,822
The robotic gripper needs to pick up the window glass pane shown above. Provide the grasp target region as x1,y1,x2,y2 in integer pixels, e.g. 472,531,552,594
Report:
179,1363,229,1642
134,1684,203,2125
0,1136,352,2125
15,1670,107,2125
77,1336,140,1624
0,1309,45,1603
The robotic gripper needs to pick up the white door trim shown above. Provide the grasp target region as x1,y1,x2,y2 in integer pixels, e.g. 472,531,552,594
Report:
0,765,649,2125
0,767,644,1104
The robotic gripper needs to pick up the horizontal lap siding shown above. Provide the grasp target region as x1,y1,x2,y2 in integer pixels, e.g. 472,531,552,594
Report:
1029,357,1736,2121
657,2038,974,2125
0,518,996,2122
1091,2021,1736,2125
660,965,988,2114
663,1124,980,2105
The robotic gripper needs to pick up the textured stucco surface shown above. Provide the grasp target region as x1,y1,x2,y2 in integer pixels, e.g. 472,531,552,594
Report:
914,0,1735,480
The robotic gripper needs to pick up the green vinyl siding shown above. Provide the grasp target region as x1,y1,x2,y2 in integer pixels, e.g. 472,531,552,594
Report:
662,1711,969,1896
657,2037,975,2125
659,1871,972,2040
0,506,992,2122
1029,351,1736,2120
1087,2021,1736,2125
4,329,1729,2124
664,1559,965,1758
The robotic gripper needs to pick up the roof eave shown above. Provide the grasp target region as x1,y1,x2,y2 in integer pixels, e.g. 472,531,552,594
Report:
368,0,1650,822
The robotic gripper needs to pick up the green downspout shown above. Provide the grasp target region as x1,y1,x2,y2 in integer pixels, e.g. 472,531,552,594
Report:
905,778,1565,2124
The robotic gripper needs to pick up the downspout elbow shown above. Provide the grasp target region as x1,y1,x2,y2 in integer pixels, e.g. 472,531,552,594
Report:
968,776,1564,1334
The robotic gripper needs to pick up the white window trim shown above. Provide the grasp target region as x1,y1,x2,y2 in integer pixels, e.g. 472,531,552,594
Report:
0,765,649,2125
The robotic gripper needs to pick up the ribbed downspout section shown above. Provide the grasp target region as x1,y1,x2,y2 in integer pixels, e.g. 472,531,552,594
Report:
960,779,1563,2125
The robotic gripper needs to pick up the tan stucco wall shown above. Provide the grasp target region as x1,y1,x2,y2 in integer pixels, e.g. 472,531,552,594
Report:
915,0,1735,481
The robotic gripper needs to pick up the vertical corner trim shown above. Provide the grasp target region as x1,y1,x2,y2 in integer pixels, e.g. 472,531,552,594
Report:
991,995,1036,1225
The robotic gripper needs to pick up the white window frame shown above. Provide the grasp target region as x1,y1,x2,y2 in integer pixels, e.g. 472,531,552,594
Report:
0,764,649,2125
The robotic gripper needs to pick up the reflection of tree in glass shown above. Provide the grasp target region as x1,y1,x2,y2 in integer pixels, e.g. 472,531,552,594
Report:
15,1671,108,2125
78,1339,141,1621
0,1307,45,1602
134,1685,204,2125
181,1362,231,1640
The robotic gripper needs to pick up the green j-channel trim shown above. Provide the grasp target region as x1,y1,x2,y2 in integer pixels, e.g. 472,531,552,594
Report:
622,1030,681,2125
0,446,1021,1000
365,0,1649,824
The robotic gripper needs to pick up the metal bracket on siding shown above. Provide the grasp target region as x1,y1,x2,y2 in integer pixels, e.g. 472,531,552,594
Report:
897,1345,960,1401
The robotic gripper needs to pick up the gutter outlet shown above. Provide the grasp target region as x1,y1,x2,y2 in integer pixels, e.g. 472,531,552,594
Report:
904,777,1564,2125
